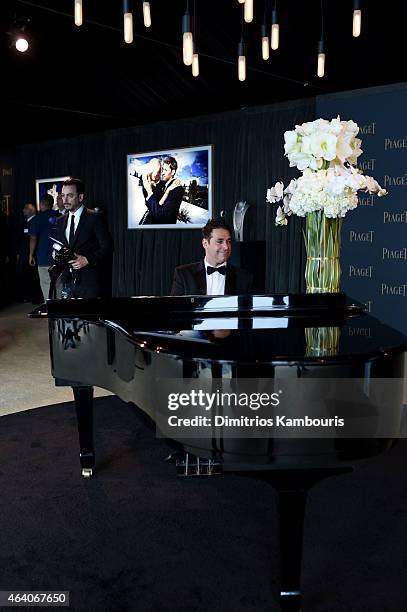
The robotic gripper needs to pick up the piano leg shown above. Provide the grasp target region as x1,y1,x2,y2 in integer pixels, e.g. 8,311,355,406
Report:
244,467,353,612
72,385,95,478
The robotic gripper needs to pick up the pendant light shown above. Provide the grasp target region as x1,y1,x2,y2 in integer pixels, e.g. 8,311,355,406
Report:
74,0,83,27
271,2,279,50
352,0,361,37
123,0,133,44
182,1,193,66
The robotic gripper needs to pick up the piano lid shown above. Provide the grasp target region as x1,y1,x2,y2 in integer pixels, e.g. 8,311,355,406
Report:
30,294,407,362
30,293,361,320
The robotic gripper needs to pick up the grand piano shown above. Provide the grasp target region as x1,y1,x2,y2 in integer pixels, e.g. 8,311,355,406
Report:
31,293,406,612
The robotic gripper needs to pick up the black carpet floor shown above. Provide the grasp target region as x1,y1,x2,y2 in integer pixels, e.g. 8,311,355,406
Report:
0,396,406,612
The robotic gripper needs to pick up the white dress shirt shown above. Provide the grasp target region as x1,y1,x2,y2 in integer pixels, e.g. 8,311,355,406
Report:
204,259,227,295
65,205,84,243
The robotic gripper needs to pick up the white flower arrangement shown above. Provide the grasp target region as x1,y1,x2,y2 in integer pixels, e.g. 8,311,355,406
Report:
267,117,387,225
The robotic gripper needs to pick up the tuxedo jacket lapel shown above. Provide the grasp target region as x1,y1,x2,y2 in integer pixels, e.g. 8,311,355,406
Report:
193,261,207,295
225,265,237,295
71,210,87,249
62,214,69,246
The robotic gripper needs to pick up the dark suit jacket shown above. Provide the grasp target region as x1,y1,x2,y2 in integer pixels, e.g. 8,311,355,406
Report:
142,179,184,225
56,208,113,298
171,260,253,296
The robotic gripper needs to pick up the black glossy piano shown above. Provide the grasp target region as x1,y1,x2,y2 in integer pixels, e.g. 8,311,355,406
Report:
31,293,406,612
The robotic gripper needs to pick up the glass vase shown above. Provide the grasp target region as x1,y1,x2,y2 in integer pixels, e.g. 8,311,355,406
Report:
304,211,342,293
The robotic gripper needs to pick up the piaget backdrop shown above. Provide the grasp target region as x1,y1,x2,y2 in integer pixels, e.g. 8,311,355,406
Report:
317,83,407,336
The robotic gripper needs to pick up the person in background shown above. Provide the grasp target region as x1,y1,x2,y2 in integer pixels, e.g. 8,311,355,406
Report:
16,203,41,303
141,156,184,225
55,193,66,215
29,194,59,301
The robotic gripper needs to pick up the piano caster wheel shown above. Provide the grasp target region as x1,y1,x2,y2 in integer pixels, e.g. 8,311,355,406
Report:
81,468,93,478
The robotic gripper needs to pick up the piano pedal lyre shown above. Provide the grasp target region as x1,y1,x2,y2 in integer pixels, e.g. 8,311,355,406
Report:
175,453,222,477
81,468,93,478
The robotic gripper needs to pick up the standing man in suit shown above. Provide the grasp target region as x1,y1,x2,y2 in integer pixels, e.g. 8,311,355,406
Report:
171,219,253,295
142,156,184,225
55,177,113,298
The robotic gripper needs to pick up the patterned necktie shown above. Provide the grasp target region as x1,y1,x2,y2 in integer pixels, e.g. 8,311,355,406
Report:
207,265,226,275
68,214,75,245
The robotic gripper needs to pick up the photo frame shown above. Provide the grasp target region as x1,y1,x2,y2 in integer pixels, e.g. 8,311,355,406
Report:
35,176,70,211
127,145,212,229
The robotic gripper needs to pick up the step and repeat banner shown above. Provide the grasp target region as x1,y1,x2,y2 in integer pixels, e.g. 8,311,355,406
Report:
317,84,407,336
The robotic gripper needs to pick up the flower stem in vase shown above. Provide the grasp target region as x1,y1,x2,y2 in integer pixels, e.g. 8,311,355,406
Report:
304,211,342,293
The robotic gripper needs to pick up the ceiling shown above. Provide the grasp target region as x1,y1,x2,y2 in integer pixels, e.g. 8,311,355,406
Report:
1,0,406,146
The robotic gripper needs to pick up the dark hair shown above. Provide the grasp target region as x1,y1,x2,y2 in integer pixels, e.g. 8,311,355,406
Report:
63,177,85,195
39,194,54,209
162,156,177,173
202,219,232,241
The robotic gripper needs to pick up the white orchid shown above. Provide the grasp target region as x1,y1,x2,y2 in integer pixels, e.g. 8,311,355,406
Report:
266,181,284,203
275,206,288,226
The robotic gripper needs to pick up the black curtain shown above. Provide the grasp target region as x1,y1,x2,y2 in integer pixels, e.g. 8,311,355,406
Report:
14,97,315,296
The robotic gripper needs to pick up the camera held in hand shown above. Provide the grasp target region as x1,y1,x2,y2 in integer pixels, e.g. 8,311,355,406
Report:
48,238,78,299
51,237,75,266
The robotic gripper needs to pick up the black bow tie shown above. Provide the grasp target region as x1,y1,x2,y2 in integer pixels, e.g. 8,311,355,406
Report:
207,265,226,275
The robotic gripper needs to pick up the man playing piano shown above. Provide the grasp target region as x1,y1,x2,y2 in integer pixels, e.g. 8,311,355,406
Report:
171,218,253,296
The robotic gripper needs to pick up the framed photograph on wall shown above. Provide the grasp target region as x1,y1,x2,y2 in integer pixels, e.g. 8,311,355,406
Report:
127,145,212,229
35,176,69,211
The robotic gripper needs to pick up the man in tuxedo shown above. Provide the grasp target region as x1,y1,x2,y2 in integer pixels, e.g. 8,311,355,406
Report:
55,177,113,298
141,156,184,225
171,219,253,295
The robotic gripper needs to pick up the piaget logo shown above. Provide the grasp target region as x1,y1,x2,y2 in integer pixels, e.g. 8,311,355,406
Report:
383,211,407,223
381,283,407,296
383,173,407,187
384,136,407,151
364,300,373,313
358,194,375,207
348,327,372,338
349,230,374,242
359,122,376,135
358,158,376,172
382,247,407,260
349,264,373,278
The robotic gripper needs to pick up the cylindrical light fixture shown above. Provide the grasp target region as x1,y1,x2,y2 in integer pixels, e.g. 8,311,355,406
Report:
271,8,279,50
123,0,133,43
352,0,361,37
244,0,253,23
192,43,199,77
182,3,193,66
143,1,151,28
317,40,325,78
74,0,83,27
238,40,246,81
261,24,269,60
